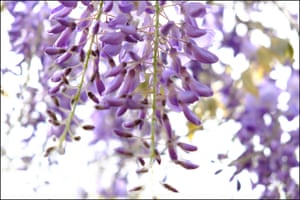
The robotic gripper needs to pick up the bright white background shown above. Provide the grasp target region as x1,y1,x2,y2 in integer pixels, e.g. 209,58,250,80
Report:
1,1,299,199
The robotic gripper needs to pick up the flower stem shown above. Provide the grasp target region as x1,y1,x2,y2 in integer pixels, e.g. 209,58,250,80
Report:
58,1,104,150
150,0,160,164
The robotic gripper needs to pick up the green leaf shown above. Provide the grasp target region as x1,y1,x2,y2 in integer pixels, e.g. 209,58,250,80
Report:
241,68,259,97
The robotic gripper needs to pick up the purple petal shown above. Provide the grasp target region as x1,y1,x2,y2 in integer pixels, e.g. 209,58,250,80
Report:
188,79,213,97
103,66,123,78
102,44,122,57
92,21,100,35
191,44,218,64
168,144,178,161
100,32,125,45
175,160,199,169
181,103,201,125
103,1,113,12
160,21,174,36
48,23,66,34
114,129,133,138
177,90,198,104
49,5,73,20
162,114,173,139
103,97,125,107
117,24,137,35
182,2,206,17
185,23,207,37
51,71,64,82
108,14,129,28
118,1,134,13
55,51,72,64
177,142,198,152
59,1,77,8
45,47,66,55
54,27,73,47
95,72,105,95
104,70,126,94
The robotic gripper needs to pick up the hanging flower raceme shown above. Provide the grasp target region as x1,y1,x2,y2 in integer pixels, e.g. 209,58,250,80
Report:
5,1,219,197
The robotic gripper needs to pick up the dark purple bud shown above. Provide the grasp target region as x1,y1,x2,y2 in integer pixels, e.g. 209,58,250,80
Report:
168,144,178,161
137,157,145,166
237,180,241,191
177,90,198,104
56,51,72,64
128,186,144,192
70,45,79,52
95,72,105,95
73,135,81,141
214,169,223,175
155,149,161,164
59,1,77,8
92,21,100,35
105,70,126,94
123,119,142,129
87,91,99,104
118,1,134,13
162,183,179,193
160,21,174,36
177,142,198,152
136,168,148,174
115,147,133,157
45,47,66,55
44,146,56,157
51,96,60,107
175,160,199,169
100,32,125,45
114,129,133,138
48,23,66,34
191,44,218,64
82,125,95,130
181,104,201,125
142,140,150,149
182,2,206,17
48,119,61,126
54,27,73,47
103,1,113,12
80,49,85,62
64,68,72,76
94,104,109,110
46,109,58,121
162,114,173,139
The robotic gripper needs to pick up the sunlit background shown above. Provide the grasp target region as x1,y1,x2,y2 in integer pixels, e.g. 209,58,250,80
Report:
1,1,299,199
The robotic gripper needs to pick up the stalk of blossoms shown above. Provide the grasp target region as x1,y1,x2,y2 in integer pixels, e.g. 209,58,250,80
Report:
57,1,104,151
150,0,160,165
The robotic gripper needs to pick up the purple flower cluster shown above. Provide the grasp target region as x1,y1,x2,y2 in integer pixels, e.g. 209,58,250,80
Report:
4,1,217,196
226,78,299,199
3,1,299,198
